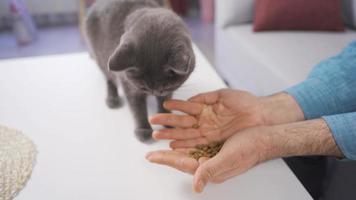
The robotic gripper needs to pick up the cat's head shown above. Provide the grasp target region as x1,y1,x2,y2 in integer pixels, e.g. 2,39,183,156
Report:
108,24,195,96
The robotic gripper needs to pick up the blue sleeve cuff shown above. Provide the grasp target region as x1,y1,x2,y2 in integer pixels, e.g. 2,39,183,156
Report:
285,78,340,120
323,112,356,160
285,41,356,119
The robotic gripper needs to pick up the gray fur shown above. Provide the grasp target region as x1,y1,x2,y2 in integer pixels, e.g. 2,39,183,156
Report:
84,0,195,142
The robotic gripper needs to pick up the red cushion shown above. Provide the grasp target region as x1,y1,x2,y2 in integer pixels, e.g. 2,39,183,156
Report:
253,0,345,32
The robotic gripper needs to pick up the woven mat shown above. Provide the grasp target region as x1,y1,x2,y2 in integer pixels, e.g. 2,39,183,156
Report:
0,125,37,200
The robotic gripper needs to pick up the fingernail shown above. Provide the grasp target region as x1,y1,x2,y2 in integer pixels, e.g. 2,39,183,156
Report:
169,142,176,149
152,131,159,139
145,152,153,160
148,116,154,124
195,180,205,193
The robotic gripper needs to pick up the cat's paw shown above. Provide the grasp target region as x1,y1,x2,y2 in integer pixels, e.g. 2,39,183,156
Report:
135,128,154,143
106,96,124,109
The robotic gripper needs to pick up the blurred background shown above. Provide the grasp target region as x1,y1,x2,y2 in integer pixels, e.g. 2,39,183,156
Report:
0,0,215,64
1,1,356,199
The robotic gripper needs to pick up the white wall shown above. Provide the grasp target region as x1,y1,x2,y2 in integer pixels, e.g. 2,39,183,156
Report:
25,0,79,14
0,0,79,17
0,0,9,16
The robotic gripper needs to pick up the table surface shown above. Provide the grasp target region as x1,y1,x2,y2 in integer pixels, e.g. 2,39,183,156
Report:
0,46,312,200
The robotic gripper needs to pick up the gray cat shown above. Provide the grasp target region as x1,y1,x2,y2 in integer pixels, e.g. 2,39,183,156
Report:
84,0,195,142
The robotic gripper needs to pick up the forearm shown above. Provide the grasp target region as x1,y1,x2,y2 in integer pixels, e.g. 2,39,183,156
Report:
285,42,356,119
260,42,356,125
264,119,343,160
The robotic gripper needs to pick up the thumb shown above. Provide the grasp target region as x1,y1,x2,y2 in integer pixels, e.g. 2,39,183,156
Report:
193,155,225,193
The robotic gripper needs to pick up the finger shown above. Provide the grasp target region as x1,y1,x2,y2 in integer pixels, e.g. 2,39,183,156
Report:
164,100,204,115
198,157,209,164
188,90,220,104
193,155,226,193
153,128,201,140
173,150,211,163
149,114,198,128
174,148,196,154
170,137,210,149
146,150,199,174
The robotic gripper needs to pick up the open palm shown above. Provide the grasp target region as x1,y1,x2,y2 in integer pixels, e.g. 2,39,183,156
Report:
150,89,265,148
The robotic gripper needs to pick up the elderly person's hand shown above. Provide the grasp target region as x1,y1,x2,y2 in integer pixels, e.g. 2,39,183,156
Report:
147,119,342,193
149,89,304,148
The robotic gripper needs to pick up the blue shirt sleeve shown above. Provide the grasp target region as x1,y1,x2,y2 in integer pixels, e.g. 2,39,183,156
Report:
285,41,356,160
285,41,356,119
323,112,356,160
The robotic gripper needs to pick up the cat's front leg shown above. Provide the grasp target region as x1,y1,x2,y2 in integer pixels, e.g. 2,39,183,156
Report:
123,84,152,142
106,80,123,109
156,94,173,114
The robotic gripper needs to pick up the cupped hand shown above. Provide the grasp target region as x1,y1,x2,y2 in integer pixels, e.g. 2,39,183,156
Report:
149,89,266,148
146,126,273,193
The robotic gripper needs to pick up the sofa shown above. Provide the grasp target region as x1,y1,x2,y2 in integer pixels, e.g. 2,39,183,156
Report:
215,0,356,96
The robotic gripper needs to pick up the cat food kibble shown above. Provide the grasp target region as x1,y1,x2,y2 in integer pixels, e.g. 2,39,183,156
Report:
188,142,224,160
192,124,200,129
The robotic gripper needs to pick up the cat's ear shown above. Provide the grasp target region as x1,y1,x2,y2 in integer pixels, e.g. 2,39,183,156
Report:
108,41,135,72
169,54,194,75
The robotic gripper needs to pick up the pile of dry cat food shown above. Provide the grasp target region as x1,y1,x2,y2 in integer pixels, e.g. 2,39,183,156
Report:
188,142,224,160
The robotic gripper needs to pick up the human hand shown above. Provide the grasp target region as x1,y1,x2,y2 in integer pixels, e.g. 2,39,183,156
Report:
146,126,273,193
147,119,343,193
150,89,266,148
188,119,343,193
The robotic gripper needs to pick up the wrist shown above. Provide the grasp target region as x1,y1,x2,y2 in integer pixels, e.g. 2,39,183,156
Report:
259,93,305,126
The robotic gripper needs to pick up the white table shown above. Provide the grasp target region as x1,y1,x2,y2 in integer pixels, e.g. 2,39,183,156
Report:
0,46,312,200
